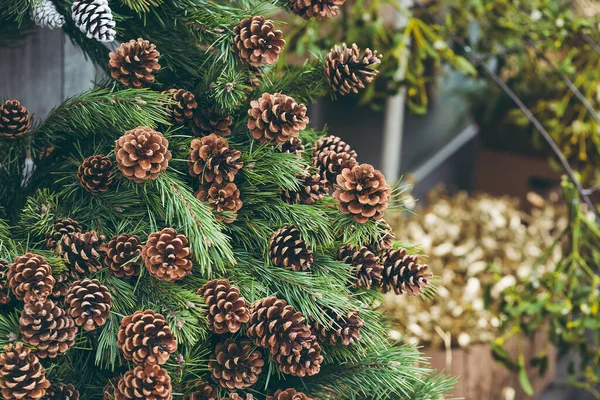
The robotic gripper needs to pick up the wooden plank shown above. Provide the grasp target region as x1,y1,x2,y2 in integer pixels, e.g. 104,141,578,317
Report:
0,28,64,119
62,34,98,98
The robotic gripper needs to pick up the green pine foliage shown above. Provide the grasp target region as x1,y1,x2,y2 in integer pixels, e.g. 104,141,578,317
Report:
0,0,455,399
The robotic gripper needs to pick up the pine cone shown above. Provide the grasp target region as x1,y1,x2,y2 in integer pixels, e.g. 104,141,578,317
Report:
280,137,304,156
338,245,382,290
312,135,357,160
7,253,55,302
45,218,82,249
31,0,66,29
198,279,249,334
71,0,116,42
190,109,232,138
381,248,432,295
289,0,346,20
20,299,77,359
115,126,171,183
57,231,106,279
77,155,114,195
247,93,309,145
109,38,160,87
269,226,313,271
246,297,314,356
103,377,120,400
42,383,79,400
117,310,177,365
324,43,381,95
221,394,253,400
188,134,242,184
312,310,363,345
185,382,217,400
266,389,316,400
332,163,390,223
232,16,285,67
369,220,395,253
0,100,31,139
273,339,322,377
51,272,71,300
196,182,243,223
0,343,51,400
105,234,143,278
314,150,357,190
0,259,10,305
281,171,326,205
209,339,264,390
65,278,112,331
116,364,172,400
142,228,192,282
162,89,198,126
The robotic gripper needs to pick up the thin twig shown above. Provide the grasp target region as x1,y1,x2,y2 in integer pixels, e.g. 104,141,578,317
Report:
413,1,600,223
525,40,600,125
581,33,600,56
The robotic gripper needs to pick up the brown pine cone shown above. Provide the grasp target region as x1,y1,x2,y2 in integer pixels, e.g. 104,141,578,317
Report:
198,279,249,334
273,339,322,377
209,339,264,390
280,137,304,156
369,220,395,254
269,226,313,271
324,43,381,96
109,38,161,88
45,218,82,249
314,150,357,190
338,244,382,290
19,299,77,359
117,310,177,365
8,253,55,302
312,309,363,345
266,389,316,400
116,364,172,400
381,248,432,296
246,296,314,356
0,343,51,400
221,394,253,400
0,259,10,305
115,126,171,183
188,134,242,184
162,89,198,126
312,135,357,160
65,278,112,331
281,171,327,205
51,272,71,300
104,377,120,400
247,93,308,145
195,182,243,223
190,109,232,138
142,228,192,282
77,155,114,195
333,163,390,223
0,100,31,139
105,234,143,278
57,231,106,279
232,16,285,67
42,383,79,399
185,382,217,400
289,0,346,20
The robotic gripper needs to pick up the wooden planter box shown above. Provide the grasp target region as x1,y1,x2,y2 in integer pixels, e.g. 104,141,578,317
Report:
422,332,556,399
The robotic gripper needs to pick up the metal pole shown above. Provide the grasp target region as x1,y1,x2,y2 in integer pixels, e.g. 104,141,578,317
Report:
381,0,412,182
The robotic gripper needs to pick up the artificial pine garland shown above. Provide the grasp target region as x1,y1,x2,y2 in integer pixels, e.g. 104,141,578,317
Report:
0,0,456,398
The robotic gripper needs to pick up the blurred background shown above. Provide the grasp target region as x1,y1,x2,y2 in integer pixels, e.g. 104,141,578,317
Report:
2,0,600,399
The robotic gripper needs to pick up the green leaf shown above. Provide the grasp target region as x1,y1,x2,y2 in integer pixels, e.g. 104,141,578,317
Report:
519,355,534,396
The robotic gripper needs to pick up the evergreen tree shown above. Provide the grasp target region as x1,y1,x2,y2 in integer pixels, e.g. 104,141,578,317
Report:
0,0,455,398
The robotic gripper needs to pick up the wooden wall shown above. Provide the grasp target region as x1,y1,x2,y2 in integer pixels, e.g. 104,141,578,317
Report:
0,28,97,119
